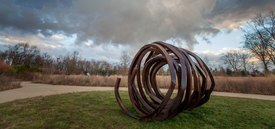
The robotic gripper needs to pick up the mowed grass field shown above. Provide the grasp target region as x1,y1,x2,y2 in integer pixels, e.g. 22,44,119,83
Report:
0,91,274,129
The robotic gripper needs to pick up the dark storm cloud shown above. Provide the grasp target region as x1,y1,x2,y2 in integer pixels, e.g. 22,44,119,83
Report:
211,0,275,16
0,0,274,48
0,0,72,37
209,0,275,29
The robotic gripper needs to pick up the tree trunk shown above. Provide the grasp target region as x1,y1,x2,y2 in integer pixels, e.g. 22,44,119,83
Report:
263,61,269,73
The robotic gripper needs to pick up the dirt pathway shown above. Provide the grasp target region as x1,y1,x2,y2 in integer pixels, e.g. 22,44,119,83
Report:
0,82,274,104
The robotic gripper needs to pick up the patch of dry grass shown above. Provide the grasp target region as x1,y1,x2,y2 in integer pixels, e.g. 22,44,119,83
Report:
0,76,21,91
33,74,171,88
33,74,128,87
32,74,275,95
214,76,275,95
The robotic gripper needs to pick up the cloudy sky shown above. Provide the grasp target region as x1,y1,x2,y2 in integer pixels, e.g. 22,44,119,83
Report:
0,0,274,64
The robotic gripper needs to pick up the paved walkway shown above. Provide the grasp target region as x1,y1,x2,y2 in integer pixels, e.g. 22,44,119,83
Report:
0,82,274,103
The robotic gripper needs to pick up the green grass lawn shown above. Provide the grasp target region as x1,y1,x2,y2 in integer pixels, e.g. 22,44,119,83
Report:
0,91,274,129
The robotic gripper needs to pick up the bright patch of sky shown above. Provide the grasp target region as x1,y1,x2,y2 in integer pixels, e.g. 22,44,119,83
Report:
0,28,245,64
194,29,244,55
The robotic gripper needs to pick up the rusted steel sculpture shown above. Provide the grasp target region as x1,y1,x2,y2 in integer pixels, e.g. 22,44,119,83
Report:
115,41,215,121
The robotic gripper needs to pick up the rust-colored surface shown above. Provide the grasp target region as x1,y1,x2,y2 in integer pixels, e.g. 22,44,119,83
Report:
115,41,215,121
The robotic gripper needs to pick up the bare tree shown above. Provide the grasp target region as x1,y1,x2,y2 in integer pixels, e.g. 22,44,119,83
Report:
120,51,131,74
90,59,100,75
40,53,54,74
243,29,271,72
78,60,92,75
63,51,80,75
0,43,44,67
221,50,242,72
239,52,250,73
248,62,260,72
254,11,275,40
6,43,29,65
243,11,275,72
100,61,112,76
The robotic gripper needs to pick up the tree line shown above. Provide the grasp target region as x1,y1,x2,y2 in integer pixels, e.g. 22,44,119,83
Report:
0,43,131,76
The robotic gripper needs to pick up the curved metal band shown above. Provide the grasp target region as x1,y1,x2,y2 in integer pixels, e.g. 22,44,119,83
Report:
114,41,215,121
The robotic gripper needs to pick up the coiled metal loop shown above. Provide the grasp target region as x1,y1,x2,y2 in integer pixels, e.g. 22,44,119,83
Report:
115,41,215,121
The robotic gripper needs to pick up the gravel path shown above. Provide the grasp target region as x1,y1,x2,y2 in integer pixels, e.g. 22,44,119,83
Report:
0,82,274,103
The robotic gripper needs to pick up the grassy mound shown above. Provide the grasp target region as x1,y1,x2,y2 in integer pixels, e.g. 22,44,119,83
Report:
0,91,274,129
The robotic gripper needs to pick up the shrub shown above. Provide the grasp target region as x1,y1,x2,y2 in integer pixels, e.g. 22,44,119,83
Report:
0,61,11,74
13,64,41,74
0,76,21,91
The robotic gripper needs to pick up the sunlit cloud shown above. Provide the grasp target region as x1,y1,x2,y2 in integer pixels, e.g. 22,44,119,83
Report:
0,0,274,62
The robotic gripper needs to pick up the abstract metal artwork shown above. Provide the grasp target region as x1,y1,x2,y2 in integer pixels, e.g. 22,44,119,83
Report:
115,41,215,121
